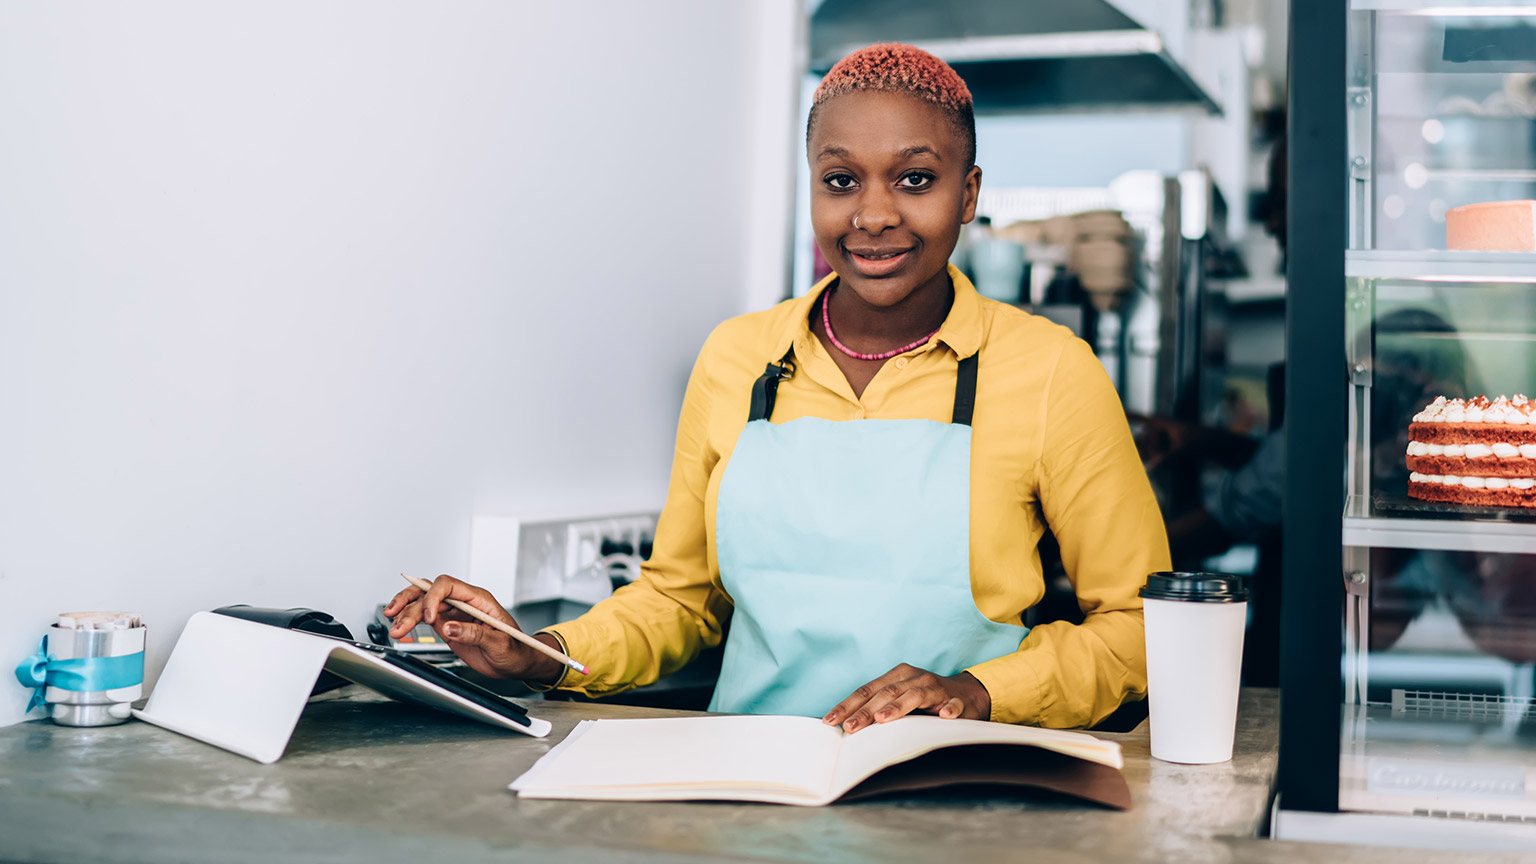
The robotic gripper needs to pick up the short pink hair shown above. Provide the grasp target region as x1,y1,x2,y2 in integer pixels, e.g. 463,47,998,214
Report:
813,43,973,113
808,43,976,166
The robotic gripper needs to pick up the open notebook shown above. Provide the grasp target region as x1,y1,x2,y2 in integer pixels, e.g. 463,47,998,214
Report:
512,714,1131,809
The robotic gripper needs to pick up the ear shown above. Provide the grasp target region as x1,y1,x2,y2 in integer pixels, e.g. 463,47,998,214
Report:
960,165,983,224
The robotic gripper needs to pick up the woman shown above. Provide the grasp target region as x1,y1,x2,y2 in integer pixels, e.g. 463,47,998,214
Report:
385,44,1169,731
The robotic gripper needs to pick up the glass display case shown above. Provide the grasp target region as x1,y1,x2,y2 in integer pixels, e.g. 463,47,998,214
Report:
1279,0,1536,849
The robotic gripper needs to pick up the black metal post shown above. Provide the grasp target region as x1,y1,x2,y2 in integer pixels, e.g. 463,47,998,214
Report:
1280,0,1346,813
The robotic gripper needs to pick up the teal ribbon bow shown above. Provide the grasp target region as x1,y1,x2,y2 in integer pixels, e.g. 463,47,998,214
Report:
14,636,144,714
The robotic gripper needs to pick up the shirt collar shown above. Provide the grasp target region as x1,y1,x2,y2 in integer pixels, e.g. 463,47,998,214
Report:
776,262,984,362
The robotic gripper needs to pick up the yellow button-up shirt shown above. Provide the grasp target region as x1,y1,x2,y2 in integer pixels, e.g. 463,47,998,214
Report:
546,265,1170,728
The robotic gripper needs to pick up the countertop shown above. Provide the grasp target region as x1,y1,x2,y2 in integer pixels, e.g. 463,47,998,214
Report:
0,687,1524,863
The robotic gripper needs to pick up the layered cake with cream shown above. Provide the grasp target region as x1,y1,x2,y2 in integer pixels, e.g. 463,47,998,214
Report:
1407,395,1536,507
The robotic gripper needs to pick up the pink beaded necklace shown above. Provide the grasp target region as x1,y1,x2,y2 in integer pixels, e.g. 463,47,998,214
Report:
821,287,941,362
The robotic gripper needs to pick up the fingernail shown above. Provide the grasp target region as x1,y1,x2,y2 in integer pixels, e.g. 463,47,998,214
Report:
875,709,889,720
444,623,460,638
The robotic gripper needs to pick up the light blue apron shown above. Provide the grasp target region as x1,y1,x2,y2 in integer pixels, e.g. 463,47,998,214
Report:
707,346,1029,717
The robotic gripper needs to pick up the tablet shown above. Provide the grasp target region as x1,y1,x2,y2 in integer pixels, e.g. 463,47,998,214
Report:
135,611,551,764
312,634,531,726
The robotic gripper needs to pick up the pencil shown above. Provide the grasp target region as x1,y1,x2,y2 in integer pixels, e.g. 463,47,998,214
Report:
400,573,590,676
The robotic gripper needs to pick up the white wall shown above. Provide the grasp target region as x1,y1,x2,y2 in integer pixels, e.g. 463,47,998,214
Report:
0,1,800,725
744,1,807,312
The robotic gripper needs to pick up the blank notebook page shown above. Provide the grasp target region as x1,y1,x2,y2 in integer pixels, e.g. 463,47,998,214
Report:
524,715,842,795
832,716,1121,793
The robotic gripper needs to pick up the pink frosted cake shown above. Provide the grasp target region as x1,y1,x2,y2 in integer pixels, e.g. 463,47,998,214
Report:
1407,396,1536,507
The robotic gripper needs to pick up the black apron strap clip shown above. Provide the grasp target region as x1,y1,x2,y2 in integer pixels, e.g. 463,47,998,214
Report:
749,348,973,425
748,350,796,423
952,353,978,426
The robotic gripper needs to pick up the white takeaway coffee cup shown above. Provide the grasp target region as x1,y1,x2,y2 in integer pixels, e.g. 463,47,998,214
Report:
1140,572,1249,764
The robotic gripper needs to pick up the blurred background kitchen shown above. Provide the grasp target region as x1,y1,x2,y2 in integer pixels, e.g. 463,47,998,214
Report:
0,0,1292,725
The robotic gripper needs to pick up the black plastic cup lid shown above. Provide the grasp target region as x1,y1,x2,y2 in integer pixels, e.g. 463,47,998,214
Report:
1139,572,1249,603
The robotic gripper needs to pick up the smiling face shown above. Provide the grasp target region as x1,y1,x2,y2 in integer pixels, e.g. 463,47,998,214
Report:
809,90,981,310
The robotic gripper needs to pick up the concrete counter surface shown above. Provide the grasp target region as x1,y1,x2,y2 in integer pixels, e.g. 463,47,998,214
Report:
0,687,1477,863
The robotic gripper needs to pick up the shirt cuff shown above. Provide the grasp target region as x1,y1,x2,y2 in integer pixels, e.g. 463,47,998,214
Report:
966,650,1048,725
523,629,571,692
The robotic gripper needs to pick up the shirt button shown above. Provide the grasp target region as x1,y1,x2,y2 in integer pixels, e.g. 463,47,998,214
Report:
853,408,866,419
895,357,909,369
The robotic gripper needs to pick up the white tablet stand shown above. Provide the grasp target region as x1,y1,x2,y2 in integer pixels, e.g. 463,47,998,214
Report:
134,611,550,763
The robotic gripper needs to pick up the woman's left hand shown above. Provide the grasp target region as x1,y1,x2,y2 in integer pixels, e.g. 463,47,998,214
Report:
822,664,991,733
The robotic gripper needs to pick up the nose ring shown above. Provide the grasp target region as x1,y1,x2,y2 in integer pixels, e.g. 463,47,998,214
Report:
853,215,861,230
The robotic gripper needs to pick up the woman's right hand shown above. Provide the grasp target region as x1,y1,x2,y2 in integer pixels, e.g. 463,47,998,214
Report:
382,575,565,683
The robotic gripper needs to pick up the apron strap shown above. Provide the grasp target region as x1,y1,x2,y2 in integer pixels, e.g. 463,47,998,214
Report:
748,351,796,423
748,350,979,425
952,353,978,426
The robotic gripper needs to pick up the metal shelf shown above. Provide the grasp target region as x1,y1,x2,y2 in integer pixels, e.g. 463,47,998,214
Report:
1343,514,1536,553
1346,250,1536,282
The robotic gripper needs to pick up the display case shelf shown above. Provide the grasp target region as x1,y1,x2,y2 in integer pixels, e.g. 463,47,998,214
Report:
1346,250,1536,282
1343,513,1536,553
1345,493,1536,552
1352,0,1536,13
